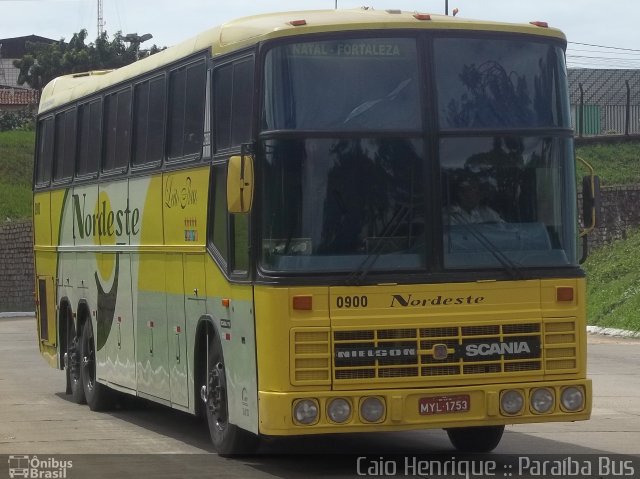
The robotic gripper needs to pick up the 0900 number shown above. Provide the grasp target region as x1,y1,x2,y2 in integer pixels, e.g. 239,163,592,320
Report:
336,295,368,308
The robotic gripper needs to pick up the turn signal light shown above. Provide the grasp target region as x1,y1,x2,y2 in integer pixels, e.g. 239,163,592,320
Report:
293,295,313,311
556,287,574,302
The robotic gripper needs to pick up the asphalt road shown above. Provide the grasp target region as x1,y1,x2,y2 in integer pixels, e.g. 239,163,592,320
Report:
1,316,639,478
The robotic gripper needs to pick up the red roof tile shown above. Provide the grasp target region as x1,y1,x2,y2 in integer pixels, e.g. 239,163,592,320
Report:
0,88,39,106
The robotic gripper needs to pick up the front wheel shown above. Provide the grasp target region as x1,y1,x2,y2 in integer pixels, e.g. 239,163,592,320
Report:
80,319,114,411
202,333,259,456
446,425,505,453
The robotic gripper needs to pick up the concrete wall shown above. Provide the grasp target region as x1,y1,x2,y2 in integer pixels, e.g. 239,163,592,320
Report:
589,184,640,249
0,219,34,312
0,186,639,312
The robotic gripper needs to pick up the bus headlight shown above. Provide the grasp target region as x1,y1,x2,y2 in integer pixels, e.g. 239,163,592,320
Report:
293,399,319,425
327,398,351,423
531,388,554,414
561,386,585,412
360,397,385,423
501,390,524,415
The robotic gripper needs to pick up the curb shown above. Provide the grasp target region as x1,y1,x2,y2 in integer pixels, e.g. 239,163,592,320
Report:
0,312,35,318
587,325,640,339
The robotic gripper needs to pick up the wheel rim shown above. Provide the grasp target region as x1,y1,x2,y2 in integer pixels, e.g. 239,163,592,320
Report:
206,360,229,432
66,319,81,385
82,326,96,391
68,336,81,385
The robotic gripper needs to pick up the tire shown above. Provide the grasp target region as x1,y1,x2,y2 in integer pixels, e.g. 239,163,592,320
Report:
446,425,505,453
202,332,259,456
65,312,86,404
80,319,113,411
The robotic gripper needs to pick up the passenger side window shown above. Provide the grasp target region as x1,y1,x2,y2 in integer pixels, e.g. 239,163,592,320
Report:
35,117,54,186
103,88,132,172
77,99,101,177
53,108,76,182
210,165,229,265
213,56,255,152
133,75,166,167
167,59,206,160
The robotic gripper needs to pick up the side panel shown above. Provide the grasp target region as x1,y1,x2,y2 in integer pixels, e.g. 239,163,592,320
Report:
167,254,188,408
205,263,259,434
33,190,57,367
184,253,207,412
162,167,209,412
135,253,169,399
95,180,135,388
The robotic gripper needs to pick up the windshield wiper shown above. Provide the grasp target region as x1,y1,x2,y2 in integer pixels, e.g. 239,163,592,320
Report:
346,204,414,286
449,212,524,280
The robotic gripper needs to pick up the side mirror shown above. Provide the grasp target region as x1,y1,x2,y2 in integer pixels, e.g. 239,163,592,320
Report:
227,153,254,214
576,156,601,263
581,174,601,232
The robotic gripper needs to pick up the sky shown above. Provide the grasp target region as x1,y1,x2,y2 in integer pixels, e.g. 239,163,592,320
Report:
1,0,639,69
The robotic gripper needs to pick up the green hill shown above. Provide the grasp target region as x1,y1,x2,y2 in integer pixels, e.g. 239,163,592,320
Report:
0,130,34,220
583,228,640,331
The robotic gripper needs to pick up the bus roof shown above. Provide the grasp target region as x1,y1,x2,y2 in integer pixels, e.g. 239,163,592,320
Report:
38,8,566,114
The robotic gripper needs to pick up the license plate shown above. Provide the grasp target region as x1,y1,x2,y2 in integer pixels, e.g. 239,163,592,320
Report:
419,394,470,415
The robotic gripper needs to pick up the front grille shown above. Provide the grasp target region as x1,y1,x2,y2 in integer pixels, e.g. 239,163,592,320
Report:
333,322,544,382
291,319,578,386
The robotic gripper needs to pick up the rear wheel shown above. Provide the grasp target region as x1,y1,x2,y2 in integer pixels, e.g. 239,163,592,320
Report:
65,313,85,404
202,332,259,456
80,319,113,411
446,425,505,453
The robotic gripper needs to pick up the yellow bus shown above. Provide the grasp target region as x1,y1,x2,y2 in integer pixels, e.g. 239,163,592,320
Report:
33,9,597,455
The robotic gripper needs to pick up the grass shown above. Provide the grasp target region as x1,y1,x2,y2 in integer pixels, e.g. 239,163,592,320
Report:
0,130,34,220
583,227,640,331
576,141,640,186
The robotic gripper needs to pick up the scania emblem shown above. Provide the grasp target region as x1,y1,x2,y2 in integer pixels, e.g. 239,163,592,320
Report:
432,343,449,360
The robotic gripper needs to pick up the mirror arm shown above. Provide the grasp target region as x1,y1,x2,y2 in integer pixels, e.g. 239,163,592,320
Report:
577,156,596,237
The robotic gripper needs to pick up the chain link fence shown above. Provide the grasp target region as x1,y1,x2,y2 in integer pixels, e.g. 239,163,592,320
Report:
569,69,640,137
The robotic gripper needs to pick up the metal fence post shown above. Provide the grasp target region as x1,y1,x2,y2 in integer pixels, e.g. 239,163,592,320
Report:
579,83,584,138
625,80,631,136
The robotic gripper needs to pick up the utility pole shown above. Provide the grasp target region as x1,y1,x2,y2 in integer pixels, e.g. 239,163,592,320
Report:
97,0,104,36
445,0,449,15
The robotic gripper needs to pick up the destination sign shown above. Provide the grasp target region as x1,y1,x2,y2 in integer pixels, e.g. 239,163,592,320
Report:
291,42,404,57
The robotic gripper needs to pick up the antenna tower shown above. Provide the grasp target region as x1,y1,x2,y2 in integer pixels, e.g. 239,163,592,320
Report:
97,0,105,36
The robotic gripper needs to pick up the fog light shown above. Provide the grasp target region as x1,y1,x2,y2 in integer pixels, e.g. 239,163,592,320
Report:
293,399,319,425
531,388,554,413
501,390,524,415
327,398,351,423
360,397,385,423
561,386,585,412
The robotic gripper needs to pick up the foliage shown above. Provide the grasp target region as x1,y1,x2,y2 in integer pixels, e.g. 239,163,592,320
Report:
584,228,640,331
575,142,640,186
0,131,34,220
0,107,36,132
13,29,163,90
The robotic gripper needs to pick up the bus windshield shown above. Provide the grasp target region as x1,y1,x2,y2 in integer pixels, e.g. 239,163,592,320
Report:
260,35,576,274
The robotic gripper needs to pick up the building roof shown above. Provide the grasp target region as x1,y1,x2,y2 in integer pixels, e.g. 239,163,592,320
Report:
0,35,57,58
568,69,640,105
38,8,566,114
0,87,39,106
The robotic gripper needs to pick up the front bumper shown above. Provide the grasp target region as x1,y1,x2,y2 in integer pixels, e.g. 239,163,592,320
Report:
258,379,591,435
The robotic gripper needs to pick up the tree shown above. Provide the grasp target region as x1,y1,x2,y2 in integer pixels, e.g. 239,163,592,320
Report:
13,29,163,90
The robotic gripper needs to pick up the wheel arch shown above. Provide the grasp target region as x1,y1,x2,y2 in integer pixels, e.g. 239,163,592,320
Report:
75,299,92,338
193,315,221,418
57,297,73,370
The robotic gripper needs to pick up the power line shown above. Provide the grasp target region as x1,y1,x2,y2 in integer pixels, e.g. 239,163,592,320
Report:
568,41,640,53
